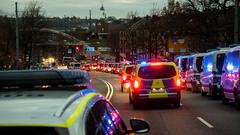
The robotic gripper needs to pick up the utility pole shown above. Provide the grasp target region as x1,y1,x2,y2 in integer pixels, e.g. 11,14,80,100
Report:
234,0,239,44
15,2,20,69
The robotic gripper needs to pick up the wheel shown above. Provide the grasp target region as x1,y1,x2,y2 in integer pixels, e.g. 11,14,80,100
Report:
174,99,181,108
129,92,132,104
222,91,229,105
132,94,140,109
191,83,197,93
234,90,240,110
201,89,207,96
210,85,217,100
132,100,140,109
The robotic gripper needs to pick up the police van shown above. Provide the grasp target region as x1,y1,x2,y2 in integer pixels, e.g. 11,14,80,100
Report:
185,53,206,92
201,48,229,99
221,45,240,109
174,55,190,88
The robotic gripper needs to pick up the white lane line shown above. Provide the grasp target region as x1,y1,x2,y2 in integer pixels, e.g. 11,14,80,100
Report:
106,81,114,100
101,80,110,99
197,117,214,128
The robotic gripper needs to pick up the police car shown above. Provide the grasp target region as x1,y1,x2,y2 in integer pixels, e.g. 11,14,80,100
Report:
201,48,229,99
0,70,150,135
129,59,181,109
120,65,134,93
221,45,240,109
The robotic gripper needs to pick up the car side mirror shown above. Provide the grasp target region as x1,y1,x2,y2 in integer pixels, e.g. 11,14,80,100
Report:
129,118,150,134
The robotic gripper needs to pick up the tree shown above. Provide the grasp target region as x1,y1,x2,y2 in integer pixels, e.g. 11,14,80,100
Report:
20,0,49,68
0,15,15,69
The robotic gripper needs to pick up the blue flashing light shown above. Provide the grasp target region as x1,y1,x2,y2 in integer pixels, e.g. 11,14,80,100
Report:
227,63,234,71
141,61,147,65
81,89,96,96
207,63,213,72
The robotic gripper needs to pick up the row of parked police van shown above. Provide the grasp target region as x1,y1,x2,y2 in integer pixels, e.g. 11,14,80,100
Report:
175,45,240,109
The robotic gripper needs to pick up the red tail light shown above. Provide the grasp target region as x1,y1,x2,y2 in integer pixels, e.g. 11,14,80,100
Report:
134,80,140,89
177,79,181,87
122,75,127,81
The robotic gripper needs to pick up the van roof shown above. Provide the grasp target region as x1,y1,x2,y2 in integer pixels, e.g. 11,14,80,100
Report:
230,45,240,51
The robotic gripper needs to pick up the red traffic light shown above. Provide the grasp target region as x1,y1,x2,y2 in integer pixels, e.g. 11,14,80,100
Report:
75,46,80,52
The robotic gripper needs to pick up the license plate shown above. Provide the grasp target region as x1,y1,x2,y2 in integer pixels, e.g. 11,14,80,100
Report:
152,88,165,93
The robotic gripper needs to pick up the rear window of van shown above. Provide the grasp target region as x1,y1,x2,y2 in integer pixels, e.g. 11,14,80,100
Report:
138,65,177,79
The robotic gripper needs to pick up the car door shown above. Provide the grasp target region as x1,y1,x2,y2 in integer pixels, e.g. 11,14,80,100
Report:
85,100,128,135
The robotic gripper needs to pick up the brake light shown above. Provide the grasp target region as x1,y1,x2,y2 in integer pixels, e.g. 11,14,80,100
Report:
134,80,140,89
227,73,231,78
150,62,162,66
122,75,126,81
177,79,181,87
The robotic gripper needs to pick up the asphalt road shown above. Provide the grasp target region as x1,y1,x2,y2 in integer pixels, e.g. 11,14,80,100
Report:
90,71,240,135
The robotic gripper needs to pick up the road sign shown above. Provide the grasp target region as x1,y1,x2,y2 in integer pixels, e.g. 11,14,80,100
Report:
67,48,73,54
86,47,95,52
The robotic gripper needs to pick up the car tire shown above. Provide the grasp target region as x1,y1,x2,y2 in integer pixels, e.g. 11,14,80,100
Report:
174,100,181,108
222,91,229,105
133,100,140,109
129,92,132,104
191,83,197,93
201,89,207,96
210,85,217,100
234,90,240,110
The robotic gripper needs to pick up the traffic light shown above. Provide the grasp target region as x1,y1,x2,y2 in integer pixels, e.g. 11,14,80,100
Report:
75,46,80,52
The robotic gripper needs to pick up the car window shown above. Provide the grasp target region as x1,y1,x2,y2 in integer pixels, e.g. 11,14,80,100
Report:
196,56,203,72
181,58,187,72
86,100,127,135
138,65,177,79
216,53,226,73
125,66,133,74
187,57,194,70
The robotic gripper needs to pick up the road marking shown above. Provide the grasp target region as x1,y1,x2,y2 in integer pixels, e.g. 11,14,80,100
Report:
100,79,114,100
106,81,114,100
197,117,214,128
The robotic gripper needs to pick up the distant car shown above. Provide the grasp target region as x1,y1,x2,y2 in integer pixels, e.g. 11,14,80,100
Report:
91,63,98,70
83,64,91,71
221,45,240,109
68,62,81,69
129,59,181,109
0,70,150,135
201,48,229,99
120,65,134,92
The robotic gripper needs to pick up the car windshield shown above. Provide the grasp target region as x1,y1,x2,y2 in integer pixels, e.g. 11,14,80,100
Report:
138,65,176,79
